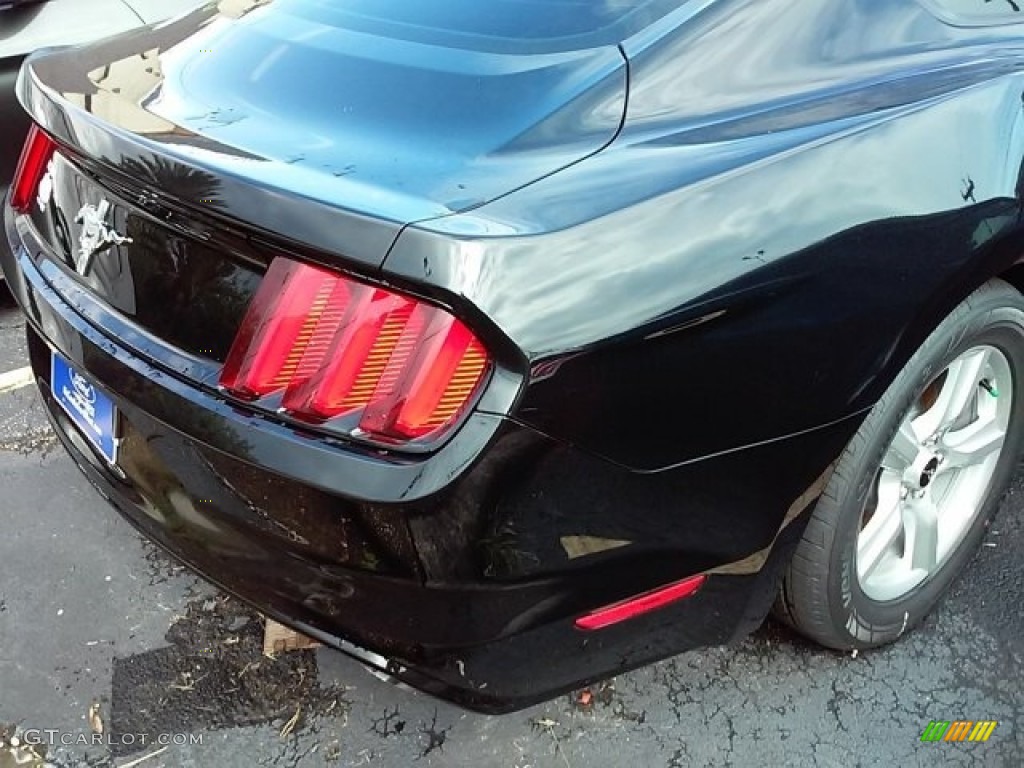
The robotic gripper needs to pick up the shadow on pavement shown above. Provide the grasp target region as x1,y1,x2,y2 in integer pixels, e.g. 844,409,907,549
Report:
0,278,15,308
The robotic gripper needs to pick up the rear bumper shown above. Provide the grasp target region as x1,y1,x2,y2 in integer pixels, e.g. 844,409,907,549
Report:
3,203,863,711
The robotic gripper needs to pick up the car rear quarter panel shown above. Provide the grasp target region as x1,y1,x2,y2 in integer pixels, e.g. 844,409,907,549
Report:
384,0,1024,472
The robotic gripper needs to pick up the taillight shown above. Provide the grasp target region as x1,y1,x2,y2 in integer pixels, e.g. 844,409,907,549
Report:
11,125,56,213
220,257,490,446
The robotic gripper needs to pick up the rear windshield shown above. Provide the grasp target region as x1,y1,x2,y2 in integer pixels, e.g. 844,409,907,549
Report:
278,0,690,51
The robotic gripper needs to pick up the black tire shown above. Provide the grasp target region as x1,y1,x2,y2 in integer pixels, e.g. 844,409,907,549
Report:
775,279,1024,649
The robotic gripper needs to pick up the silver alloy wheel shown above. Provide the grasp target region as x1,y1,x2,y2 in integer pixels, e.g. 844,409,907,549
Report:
856,345,1013,602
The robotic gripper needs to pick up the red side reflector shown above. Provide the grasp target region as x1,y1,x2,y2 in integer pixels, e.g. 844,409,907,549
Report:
574,574,707,631
220,257,491,445
11,125,56,213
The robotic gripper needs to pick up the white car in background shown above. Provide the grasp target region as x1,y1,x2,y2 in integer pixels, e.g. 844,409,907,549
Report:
1,0,202,210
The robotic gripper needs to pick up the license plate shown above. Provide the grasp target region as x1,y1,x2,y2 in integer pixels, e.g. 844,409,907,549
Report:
51,353,118,464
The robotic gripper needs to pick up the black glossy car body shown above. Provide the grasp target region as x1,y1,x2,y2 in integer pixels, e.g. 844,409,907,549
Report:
3,0,1024,712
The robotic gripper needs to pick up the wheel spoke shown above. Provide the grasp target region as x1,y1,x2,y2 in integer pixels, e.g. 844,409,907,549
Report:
882,421,920,471
903,493,939,573
857,475,903,581
942,414,1005,469
912,349,989,439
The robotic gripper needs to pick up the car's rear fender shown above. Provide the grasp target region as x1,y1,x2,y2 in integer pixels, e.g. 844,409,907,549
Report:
384,62,1024,472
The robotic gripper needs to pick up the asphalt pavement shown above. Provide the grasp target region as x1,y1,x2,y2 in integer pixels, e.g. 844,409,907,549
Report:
0,285,1020,767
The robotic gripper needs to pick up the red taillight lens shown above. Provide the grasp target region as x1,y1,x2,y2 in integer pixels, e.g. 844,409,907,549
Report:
574,574,707,631
11,125,56,213
220,257,491,445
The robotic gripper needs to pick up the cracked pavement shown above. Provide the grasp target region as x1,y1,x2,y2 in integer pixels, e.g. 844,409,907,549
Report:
0,289,1020,767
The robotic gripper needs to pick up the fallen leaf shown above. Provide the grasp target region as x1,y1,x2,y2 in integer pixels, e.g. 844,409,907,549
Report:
280,705,301,739
88,701,103,734
118,746,169,768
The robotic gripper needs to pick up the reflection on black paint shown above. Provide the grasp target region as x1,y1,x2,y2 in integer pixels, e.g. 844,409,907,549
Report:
25,150,263,363
120,155,227,211
112,156,258,362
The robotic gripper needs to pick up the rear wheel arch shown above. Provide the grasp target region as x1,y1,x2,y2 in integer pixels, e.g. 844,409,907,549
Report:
774,277,1024,648
996,260,1024,299
860,233,1024,423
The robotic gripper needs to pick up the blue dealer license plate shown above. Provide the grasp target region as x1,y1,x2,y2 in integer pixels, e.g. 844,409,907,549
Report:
51,353,118,464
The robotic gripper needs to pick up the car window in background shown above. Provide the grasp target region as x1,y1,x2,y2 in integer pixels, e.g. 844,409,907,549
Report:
919,0,1024,25
277,0,692,51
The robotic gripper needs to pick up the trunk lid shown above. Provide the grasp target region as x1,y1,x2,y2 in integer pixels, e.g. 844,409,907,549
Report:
13,1,624,365
19,2,627,262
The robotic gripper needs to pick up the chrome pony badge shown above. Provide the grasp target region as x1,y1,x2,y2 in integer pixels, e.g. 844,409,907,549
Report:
73,200,132,276
36,157,55,212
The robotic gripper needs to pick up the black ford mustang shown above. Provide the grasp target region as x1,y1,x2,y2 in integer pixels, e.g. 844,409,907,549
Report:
4,0,1024,712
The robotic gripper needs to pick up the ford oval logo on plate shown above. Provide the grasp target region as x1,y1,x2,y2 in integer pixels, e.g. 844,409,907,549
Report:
51,353,118,464
70,370,97,406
